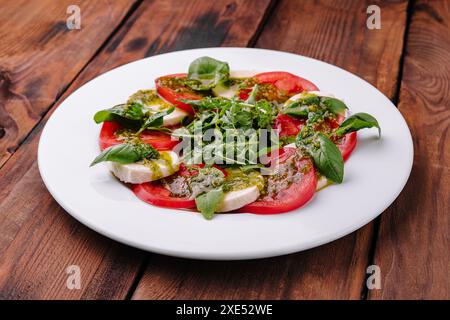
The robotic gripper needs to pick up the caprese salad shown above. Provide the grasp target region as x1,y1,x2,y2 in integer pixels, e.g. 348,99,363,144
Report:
90,57,380,219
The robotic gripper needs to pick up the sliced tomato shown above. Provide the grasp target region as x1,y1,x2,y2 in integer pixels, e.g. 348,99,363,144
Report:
155,73,202,114
239,151,317,214
99,121,179,151
338,132,357,161
254,71,319,93
178,163,227,177
275,114,357,160
132,182,196,209
99,121,122,150
238,71,318,102
325,117,357,161
132,162,227,209
274,114,305,137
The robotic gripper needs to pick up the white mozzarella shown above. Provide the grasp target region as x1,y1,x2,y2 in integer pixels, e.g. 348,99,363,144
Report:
161,107,188,126
216,185,260,212
316,175,330,191
212,70,257,98
212,83,238,99
143,103,188,126
107,151,180,184
230,70,257,78
288,91,336,102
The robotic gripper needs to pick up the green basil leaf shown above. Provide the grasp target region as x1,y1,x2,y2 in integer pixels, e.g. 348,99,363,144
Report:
335,112,380,137
195,188,224,220
281,101,310,117
282,94,320,118
90,142,159,167
321,97,348,115
137,107,174,134
93,103,144,124
187,56,230,90
306,132,344,183
90,143,141,167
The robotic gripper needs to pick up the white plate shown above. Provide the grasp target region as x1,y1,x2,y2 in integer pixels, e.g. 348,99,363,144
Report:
38,48,413,260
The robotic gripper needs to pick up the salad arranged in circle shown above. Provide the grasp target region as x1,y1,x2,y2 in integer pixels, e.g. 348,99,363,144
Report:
90,57,380,220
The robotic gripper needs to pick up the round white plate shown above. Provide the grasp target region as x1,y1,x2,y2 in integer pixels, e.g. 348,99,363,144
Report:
38,48,413,260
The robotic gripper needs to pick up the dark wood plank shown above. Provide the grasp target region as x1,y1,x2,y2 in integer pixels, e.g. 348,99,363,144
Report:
132,0,409,300
369,0,450,299
0,0,273,299
0,0,138,167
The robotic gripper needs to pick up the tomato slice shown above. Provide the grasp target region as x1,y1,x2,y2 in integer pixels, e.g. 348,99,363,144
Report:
274,114,305,137
132,163,227,209
132,182,196,209
178,163,227,177
338,132,357,161
99,121,179,151
155,73,202,114
239,151,317,214
254,71,319,93
238,71,318,102
275,114,357,160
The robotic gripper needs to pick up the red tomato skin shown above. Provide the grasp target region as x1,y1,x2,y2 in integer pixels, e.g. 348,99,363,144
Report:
99,121,122,150
274,114,305,137
132,182,196,209
239,157,317,214
155,73,200,114
339,132,357,161
254,71,319,93
178,163,227,177
275,115,358,160
99,122,179,151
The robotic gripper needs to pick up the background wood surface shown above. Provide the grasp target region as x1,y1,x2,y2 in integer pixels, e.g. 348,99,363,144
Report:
0,0,448,299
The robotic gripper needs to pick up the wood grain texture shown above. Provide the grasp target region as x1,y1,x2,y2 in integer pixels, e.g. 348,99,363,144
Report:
0,0,272,299
0,0,138,167
369,0,450,299
132,0,409,300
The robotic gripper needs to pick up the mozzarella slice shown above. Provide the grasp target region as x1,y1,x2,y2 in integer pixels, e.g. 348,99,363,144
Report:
216,185,260,212
316,175,330,191
107,151,180,184
161,107,188,126
143,104,188,126
288,91,336,102
212,84,239,99
212,70,257,98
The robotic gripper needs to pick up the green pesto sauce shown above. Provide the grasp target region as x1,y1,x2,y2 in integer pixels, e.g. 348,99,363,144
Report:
142,151,174,180
127,89,172,112
223,168,265,192
157,76,206,96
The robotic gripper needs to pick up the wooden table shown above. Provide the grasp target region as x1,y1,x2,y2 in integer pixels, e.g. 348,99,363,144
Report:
0,0,448,300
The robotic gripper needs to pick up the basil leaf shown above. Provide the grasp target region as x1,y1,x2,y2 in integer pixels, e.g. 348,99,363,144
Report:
90,143,141,167
90,142,159,167
281,94,320,118
137,107,174,134
195,188,224,220
282,101,310,117
297,132,344,183
335,112,380,137
93,103,144,124
321,97,348,115
187,56,230,90
310,133,344,183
